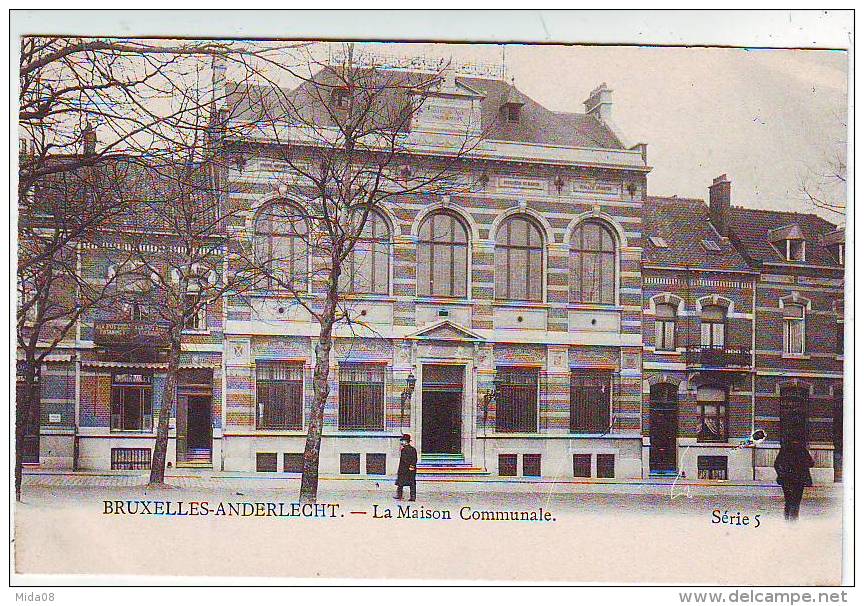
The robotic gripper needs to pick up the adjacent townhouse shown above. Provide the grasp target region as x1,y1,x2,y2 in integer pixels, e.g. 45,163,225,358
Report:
641,189,757,481
714,185,845,483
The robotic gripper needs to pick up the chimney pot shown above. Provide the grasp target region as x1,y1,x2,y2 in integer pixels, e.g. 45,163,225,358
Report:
584,83,613,122
82,122,97,156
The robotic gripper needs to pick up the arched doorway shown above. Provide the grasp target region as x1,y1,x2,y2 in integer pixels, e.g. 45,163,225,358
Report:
650,382,678,473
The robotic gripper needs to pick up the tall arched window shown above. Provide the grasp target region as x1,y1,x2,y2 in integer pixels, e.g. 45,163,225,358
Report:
495,215,544,302
254,202,308,290
569,220,616,304
340,210,391,295
417,211,469,298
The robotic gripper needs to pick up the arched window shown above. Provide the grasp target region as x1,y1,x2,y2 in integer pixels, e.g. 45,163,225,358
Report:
254,202,308,290
340,210,391,295
654,303,677,351
700,304,726,349
569,220,616,304
495,215,544,302
417,211,469,298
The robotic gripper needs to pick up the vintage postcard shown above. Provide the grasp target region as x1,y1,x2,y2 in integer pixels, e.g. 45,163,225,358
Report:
9,9,852,591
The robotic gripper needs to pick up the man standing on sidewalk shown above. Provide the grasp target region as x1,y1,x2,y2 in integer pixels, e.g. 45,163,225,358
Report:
774,439,815,521
395,434,417,501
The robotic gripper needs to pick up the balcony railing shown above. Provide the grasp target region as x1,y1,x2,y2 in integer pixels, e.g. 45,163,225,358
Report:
686,345,751,368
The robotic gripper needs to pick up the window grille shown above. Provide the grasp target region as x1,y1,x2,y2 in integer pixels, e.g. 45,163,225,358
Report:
256,452,277,472
256,361,304,430
570,370,612,433
340,453,361,474
495,367,539,432
573,454,591,477
338,364,386,430
110,448,151,470
499,454,517,476
522,454,542,477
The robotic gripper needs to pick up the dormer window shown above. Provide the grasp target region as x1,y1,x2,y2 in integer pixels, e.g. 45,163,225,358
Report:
332,87,349,109
507,104,521,123
769,224,806,262
786,238,805,262
501,100,524,124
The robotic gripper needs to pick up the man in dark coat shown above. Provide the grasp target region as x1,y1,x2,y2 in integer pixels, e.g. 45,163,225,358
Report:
395,434,417,501
774,439,815,521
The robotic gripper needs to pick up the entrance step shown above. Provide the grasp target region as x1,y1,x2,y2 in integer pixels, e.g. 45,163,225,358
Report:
649,470,679,478
417,454,489,477
179,448,212,467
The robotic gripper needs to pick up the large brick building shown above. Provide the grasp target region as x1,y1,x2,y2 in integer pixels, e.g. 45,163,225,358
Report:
19,62,845,483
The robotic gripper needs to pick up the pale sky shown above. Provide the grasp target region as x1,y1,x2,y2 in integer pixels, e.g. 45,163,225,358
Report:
358,42,848,223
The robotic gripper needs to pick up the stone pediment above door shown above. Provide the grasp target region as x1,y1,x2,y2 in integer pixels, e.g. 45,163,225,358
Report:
407,320,484,342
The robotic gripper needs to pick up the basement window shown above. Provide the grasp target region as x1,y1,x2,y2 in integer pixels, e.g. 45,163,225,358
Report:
507,104,521,123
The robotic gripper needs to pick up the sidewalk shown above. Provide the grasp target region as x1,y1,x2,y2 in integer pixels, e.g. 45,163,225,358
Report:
23,467,844,496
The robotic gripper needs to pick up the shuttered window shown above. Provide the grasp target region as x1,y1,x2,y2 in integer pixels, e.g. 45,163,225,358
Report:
700,305,726,348
338,364,385,430
256,362,304,430
654,303,677,351
783,304,805,355
495,367,539,433
570,371,612,433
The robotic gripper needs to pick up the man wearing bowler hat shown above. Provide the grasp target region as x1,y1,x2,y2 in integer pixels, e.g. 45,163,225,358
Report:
395,434,417,501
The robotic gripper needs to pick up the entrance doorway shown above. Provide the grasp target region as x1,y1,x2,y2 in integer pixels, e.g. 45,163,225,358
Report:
649,382,678,473
177,369,213,464
421,364,464,455
187,396,212,451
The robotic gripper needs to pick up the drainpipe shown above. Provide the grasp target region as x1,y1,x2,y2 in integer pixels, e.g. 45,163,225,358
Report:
751,276,757,481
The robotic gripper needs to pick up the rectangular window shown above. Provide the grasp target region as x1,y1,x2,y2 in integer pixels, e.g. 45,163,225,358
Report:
256,362,304,430
697,456,728,480
183,293,206,331
110,373,153,431
499,454,518,476
697,386,728,443
283,453,304,473
340,453,361,475
366,453,387,475
495,367,539,433
110,448,151,470
655,319,676,351
596,454,615,478
787,239,805,261
783,305,805,355
570,371,611,433
573,454,592,477
338,364,386,430
522,454,541,477
256,452,277,472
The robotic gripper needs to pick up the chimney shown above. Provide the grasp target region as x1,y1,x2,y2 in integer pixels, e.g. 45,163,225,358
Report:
82,122,96,156
584,83,613,122
709,174,731,236
441,60,457,92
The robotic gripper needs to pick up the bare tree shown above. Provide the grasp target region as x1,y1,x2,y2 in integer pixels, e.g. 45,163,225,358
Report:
228,44,484,502
16,159,138,500
799,116,847,216
16,36,304,492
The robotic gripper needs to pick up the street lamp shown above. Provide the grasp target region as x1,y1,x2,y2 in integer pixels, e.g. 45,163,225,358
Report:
400,372,416,431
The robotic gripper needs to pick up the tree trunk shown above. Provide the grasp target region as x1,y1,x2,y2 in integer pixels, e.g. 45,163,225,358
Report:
150,335,181,486
299,297,338,504
15,359,39,502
